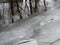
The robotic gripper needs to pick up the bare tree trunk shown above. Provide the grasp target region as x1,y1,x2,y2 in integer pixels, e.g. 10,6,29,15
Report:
35,0,39,12
29,0,33,14
10,0,14,23
44,0,47,11
15,0,23,19
25,0,29,11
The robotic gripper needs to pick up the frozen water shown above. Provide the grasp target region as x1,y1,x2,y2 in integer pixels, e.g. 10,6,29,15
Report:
52,40,60,45
1,8,60,45
20,39,38,45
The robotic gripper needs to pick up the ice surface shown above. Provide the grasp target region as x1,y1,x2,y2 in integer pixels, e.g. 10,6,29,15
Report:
20,39,38,45
1,9,60,45
52,40,60,45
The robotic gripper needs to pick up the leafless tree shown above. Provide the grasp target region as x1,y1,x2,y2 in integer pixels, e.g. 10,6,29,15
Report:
15,0,23,19
10,0,14,23
29,0,33,14
44,0,47,11
35,0,39,12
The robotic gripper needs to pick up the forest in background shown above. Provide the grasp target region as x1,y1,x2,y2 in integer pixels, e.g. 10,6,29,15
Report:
0,0,57,27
